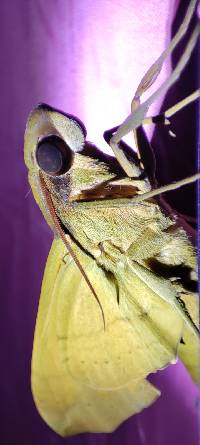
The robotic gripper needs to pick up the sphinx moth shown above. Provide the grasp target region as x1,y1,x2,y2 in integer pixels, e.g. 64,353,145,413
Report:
24,0,200,437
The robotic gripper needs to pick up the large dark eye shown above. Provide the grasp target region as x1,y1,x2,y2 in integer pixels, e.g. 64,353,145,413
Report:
36,135,73,175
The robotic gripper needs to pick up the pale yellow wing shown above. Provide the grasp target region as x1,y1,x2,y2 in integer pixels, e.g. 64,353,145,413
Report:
32,238,183,436
115,259,199,385
178,292,199,383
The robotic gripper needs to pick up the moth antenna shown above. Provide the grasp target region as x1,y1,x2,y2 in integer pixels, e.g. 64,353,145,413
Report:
39,172,106,330
25,187,32,199
128,173,200,204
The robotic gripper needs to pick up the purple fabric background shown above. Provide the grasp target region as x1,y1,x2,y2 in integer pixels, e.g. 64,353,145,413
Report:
0,1,199,444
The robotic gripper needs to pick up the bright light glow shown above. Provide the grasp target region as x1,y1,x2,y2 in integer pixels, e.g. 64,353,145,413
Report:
47,0,177,153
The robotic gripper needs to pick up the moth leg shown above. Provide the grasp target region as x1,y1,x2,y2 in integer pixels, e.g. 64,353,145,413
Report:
142,90,200,127
126,226,172,263
134,174,200,204
130,0,198,156
131,0,198,106
104,126,137,155
125,225,195,269
104,127,140,178
104,90,200,188
109,4,200,176
104,126,142,177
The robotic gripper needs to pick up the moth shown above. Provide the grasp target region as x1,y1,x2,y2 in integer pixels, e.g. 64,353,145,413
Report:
24,0,200,437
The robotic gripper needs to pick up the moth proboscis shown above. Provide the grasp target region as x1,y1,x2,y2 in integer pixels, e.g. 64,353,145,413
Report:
24,0,200,437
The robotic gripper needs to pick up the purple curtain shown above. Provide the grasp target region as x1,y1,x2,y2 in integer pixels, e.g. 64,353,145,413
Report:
0,1,199,444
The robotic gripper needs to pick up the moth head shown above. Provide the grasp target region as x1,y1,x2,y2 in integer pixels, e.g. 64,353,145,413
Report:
24,104,88,231
24,104,117,205
24,103,86,176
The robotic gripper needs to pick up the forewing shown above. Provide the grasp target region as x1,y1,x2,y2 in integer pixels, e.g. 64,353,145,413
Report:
178,292,199,383
115,260,184,369
32,239,161,436
116,258,199,384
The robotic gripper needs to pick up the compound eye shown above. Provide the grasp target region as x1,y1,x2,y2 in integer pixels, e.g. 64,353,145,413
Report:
36,135,73,175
